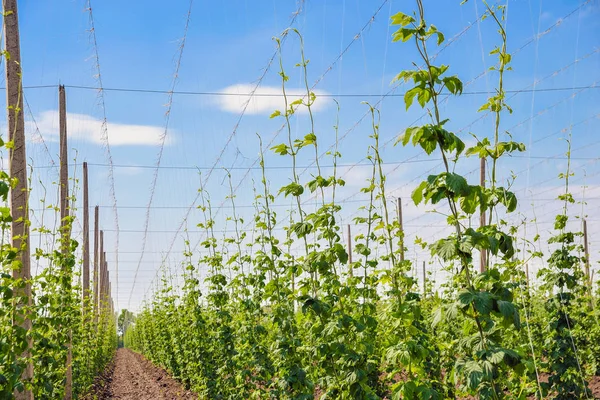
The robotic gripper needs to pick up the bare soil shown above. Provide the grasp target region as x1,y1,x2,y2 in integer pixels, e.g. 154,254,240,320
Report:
87,348,197,399
87,351,600,399
590,375,600,399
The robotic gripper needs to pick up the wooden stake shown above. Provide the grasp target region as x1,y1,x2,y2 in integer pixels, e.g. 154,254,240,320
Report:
291,256,296,311
94,206,99,323
583,219,590,287
422,261,426,296
59,84,73,400
99,231,104,314
347,224,353,277
59,85,69,237
108,279,111,314
396,198,405,262
103,255,108,310
82,162,90,308
104,259,109,316
480,157,487,272
3,1,33,397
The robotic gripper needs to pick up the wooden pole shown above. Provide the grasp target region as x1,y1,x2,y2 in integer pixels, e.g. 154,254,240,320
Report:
480,157,487,273
93,206,99,323
396,198,405,262
3,1,33,397
422,261,426,296
100,246,105,312
82,162,90,308
291,256,296,312
108,279,111,315
104,259,109,316
583,219,590,286
98,230,104,317
347,224,353,277
103,255,108,311
59,85,69,235
59,84,73,400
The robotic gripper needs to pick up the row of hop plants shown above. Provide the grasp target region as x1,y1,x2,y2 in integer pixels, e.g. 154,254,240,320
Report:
0,148,117,394
125,1,599,399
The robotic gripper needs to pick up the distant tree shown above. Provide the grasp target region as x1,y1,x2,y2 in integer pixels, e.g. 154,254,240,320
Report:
118,309,135,338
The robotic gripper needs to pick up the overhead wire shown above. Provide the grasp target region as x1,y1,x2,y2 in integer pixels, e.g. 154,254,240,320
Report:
138,0,398,301
132,0,599,308
128,0,194,309
136,1,309,304
86,0,121,309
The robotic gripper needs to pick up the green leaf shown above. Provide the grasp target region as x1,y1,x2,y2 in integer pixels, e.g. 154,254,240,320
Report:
488,349,506,364
271,143,290,155
392,27,417,43
391,12,415,27
417,87,432,107
497,300,515,319
443,76,463,95
411,180,428,205
278,182,304,197
303,133,317,146
436,31,445,45
465,137,491,158
404,86,421,110
458,289,476,307
444,173,469,196
431,237,458,261
473,292,493,315
459,187,481,214
291,221,312,238
396,126,420,147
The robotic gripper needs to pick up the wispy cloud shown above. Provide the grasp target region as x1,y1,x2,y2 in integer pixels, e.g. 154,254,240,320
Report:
213,84,332,115
26,111,171,146
115,166,145,176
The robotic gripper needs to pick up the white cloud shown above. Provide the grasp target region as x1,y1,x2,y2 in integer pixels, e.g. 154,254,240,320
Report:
214,84,332,115
115,166,145,176
26,111,171,146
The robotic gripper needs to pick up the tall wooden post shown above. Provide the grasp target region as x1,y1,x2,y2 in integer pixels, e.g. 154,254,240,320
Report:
347,224,353,277
480,157,487,272
104,258,110,316
290,256,296,312
103,254,108,311
3,1,33,397
422,261,426,296
94,207,99,323
59,84,73,400
109,279,112,315
99,233,104,312
59,85,69,233
583,219,590,286
82,162,90,308
396,198,405,262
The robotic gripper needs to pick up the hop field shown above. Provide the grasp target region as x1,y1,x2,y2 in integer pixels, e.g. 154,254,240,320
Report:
1,0,599,399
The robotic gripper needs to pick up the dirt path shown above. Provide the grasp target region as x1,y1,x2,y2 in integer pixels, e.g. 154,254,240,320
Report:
89,349,600,399
89,348,197,399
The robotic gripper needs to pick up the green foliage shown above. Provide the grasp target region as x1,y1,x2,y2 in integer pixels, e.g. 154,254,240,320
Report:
121,5,597,400
0,145,116,398
537,138,593,399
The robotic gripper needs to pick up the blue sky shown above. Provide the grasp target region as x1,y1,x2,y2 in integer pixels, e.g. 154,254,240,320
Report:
6,0,600,311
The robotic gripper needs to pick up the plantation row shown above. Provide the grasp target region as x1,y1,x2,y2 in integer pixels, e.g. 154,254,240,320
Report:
1,259,116,399
124,2,599,400
1,2,117,398
0,154,117,398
